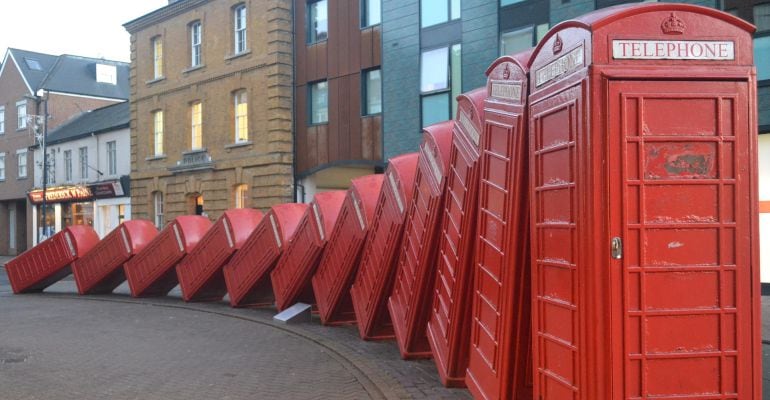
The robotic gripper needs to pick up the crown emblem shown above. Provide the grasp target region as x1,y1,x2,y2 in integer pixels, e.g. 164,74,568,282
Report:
661,13,686,35
503,65,511,80
553,34,563,54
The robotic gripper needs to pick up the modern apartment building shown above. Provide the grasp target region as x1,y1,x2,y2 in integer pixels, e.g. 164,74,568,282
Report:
293,0,384,201
123,0,294,227
0,48,129,255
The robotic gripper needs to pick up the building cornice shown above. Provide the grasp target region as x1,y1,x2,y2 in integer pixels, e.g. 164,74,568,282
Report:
123,0,211,34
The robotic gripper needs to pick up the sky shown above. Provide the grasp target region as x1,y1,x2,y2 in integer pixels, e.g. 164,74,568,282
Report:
0,0,168,63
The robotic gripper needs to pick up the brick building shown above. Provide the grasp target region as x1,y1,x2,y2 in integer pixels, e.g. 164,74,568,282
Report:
123,0,294,227
0,48,128,255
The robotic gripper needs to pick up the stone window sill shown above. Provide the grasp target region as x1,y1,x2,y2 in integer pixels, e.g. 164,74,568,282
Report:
225,141,252,149
183,65,205,74
182,148,207,155
145,76,166,85
225,50,251,61
146,154,167,161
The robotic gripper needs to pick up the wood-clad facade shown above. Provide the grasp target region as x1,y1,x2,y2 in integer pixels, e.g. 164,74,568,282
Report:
294,0,383,200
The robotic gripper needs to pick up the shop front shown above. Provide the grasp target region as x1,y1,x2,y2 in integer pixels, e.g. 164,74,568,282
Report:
29,179,131,245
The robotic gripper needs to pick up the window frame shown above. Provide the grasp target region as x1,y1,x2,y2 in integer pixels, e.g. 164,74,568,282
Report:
190,101,203,150
153,191,164,229
190,21,202,68
420,0,460,28
64,150,72,182
0,106,5,134
153,110,164,156
107,141,117,176
234,90,249,143
308,80,329,125
79,146,88,180
17,149,27,178
152,36,163,79
234,184,248,208
361,0,381,27
16,100,26,130
233,4,248,54
419,43,461,127
307,0,329,44
362,68,382,116
0,152,5,180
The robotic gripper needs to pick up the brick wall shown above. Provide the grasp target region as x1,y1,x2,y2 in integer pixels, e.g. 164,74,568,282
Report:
128,0,294,224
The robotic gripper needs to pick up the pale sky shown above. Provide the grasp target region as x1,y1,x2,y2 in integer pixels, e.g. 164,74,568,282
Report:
0,0,169,63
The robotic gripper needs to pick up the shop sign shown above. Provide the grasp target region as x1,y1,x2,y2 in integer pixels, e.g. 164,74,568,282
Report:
28,186,93,205
90,181,125,198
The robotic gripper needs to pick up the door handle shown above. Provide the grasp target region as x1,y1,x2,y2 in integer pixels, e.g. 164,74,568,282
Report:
611,237,623,260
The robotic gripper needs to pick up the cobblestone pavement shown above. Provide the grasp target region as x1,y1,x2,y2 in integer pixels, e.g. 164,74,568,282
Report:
0,258,471,400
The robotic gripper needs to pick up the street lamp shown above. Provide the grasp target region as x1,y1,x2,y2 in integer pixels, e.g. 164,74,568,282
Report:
34,89,49,243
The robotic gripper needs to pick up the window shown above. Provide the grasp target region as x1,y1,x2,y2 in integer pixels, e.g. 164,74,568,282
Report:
153,191,164,228
234,90,249,142
234,4,248,54
190,21,202,67
153,110,164,156
152,36,163,79
500,24,549,56
308,0,328,43
16,101,26,129
17,150,27,178
420,44,461,127
96,64,117,84
79,147,88,180
107,141,117,176
363,69,382,115
47,149,55,184
0,106,5,134
0,153,5,180
420,0,460,28
362,0,381,27
64,150,72,182
755,3,770,81
309,81,329,124
191,102,203,150
234,184,248,208
25,58,42,71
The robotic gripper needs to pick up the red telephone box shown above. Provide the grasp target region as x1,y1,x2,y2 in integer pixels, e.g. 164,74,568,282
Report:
5,225,99,294
176,209,263,302
350,152,419,340
312,174,384,325
387,121,453,359
271,191,347,311
425,87,486,384
124,216,211,298
463,50,533,399
223,203,307,307
71,220,158,295
528,4,760,398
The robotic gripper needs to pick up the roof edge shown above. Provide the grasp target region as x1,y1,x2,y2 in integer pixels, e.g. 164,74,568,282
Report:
124,0,211,33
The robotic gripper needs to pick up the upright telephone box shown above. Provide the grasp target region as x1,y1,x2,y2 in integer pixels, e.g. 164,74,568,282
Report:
271,191,346,312
350,152,419,340
124,216,211,298
72,220,158,295
223,203,307,307
463,50,533,398
312,174,384,325
425,87,486,382
528,4,760,399
388,121,453,359
176,209,263,302
5,225,100,294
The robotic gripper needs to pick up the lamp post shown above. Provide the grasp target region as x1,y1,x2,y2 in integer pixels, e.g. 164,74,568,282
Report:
35,89,49,243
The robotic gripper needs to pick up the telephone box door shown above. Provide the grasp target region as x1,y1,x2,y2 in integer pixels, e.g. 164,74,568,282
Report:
608,80,752,399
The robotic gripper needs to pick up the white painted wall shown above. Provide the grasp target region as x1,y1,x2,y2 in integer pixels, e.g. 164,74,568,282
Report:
33,127,130,186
